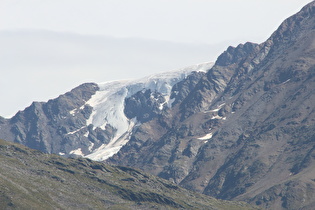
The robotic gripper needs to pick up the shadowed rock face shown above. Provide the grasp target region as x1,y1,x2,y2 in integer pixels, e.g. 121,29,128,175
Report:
124,89,166,123
215,42,258,67
0,83,101,155
109,2,315,209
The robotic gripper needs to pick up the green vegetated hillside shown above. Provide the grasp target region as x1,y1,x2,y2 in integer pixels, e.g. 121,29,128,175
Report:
0,139,258,210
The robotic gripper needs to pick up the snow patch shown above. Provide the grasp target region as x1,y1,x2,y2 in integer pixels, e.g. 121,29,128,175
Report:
211,115,226,120
210,103,226,112
282,79,291,84
204,103,226,113
69,109,76,116
168,98,176,108
159,102,165,110
198,133,213,140
88,142,94,152
191,62,214,72
84,131,89,137
69,148,84,156
66,126,86,135
159,95,172,110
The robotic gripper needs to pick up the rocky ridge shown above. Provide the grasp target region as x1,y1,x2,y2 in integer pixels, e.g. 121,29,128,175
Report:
108,1,315,209
0,63,212,161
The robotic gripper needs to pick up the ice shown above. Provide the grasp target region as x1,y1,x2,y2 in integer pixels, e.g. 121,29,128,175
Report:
86,118,137,161
85,80,131,130
189,62,214,73
82,62,214,161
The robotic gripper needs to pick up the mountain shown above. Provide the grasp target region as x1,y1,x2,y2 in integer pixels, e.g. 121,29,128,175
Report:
0,62,213,161
107,1,315,209
0,139,257,209
1,1,315,210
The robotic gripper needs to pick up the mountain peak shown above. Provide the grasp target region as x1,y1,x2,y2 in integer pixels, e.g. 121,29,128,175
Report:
267,0,315,48
215,42,258,66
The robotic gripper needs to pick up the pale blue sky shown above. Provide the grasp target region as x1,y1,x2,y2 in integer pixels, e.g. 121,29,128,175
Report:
0,0,312,117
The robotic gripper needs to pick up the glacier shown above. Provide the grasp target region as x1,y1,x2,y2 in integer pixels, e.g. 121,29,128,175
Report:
79,62,213,161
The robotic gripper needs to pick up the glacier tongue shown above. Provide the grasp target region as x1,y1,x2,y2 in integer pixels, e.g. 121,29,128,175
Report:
86,80,132,132
84,62,214,161
85,117,137,161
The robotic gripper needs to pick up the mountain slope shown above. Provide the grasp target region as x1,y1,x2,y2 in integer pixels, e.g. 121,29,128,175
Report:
0,63,213,161
108,1,315,209
0,139,257,210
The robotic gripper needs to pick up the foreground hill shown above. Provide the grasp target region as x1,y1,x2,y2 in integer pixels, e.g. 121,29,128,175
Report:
0,139,256,209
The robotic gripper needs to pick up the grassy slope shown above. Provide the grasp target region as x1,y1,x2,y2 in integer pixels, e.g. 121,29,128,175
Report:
0,139,259,210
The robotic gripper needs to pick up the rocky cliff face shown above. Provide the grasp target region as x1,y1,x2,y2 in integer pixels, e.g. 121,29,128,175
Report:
1,83,99,154
109,1,315,209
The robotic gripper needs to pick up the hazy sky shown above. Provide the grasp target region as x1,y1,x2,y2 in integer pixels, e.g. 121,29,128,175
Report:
0,0,313,117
